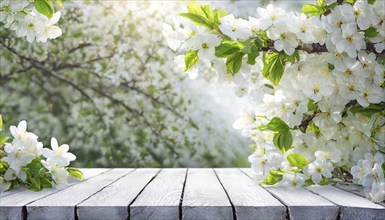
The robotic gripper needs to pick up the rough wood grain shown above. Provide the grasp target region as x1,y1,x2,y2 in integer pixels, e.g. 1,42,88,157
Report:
335,184,385,207
215,168,286,220
265,186,339,220
26,168,131,220
0,168,108,220
0,188,25,198
241,168,338,220
182,168,233,220
77,168,160,220
307,185,385,220
130,168,186,220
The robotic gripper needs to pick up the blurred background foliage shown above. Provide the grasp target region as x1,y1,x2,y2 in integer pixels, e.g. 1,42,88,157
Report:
0,0,305,168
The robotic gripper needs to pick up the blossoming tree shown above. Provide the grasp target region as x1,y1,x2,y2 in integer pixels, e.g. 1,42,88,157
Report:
165,0,385,202
0,0,250,173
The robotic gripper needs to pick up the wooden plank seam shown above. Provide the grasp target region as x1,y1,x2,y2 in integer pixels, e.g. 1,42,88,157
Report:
304,187,342,220
74,169,136,220
126,169,162,220
179,168,189,220
238,168,290,220
214,169,237,220
0,168,110,220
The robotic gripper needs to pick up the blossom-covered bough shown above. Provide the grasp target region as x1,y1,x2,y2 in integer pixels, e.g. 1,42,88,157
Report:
1,0,249,171
0,0,63,43
165,0,385,202
0,115,82,191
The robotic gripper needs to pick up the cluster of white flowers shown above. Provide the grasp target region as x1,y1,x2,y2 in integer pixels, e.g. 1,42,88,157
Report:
0,0,62,43
351,153,385,201
1,118,79,191
165,0,385,202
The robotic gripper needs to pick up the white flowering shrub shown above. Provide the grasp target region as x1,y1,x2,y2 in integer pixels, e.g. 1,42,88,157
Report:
0,0,63,43
1,1,250,168
0,115,82,192
165,0,385,202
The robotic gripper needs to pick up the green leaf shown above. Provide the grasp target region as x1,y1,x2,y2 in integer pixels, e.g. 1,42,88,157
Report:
213,8,228,24
67,168,84,180
0,114,2,130
260,117,288,132
285,50,300,64
202,5,214,22
302,4,323,17
226,52,244,75
179,13,212,29
41,178,53,188
351,103,385,117
245,44,259,65
187,0,205,15
181,1,217,30
307,100,318,111
287,153,310,169
0,133,5,147
368,0,376,4
346,0,357,4
259,117,293,152
273,128,293,152
263,170,283,185
184,50,199,71
254,37,265,48
215,41,245,58
54,0,64,8
318,178,331,185
365,26,378,38
34,0,55,19
262,52,285,86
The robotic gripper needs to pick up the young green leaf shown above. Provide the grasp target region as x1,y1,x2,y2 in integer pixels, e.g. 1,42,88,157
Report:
273,128,293,152
67,168,84,180
263,170,283,185
184,50,199,72
259,117,293,152
302,4,322,17
54,0,64,8
213,8,228,24
245,44,259,65
287,153,310,169
262,52,285,86
346,0,357,4
365,26,378,38
226,52,244,75
259,117,288,132
34,0,55,19
179,13,212,29
215,40,245,58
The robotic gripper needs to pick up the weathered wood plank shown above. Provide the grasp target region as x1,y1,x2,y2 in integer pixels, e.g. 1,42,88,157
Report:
241,168,338,220
335,184,385,207
77,168,160,220
0,188,25,198
182,168,233,220
130,168,186,220
265,186,339,220
215,168,286,220
0,168,108,220
307,185,385,220
26,168,131,220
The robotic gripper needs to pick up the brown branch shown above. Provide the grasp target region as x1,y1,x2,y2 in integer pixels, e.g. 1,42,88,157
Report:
68,43,93,54
90,86,180,157
261,42,384,57
299,110,319,133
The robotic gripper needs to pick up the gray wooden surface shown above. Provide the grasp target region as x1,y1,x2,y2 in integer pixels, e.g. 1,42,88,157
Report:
1,168,383,220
